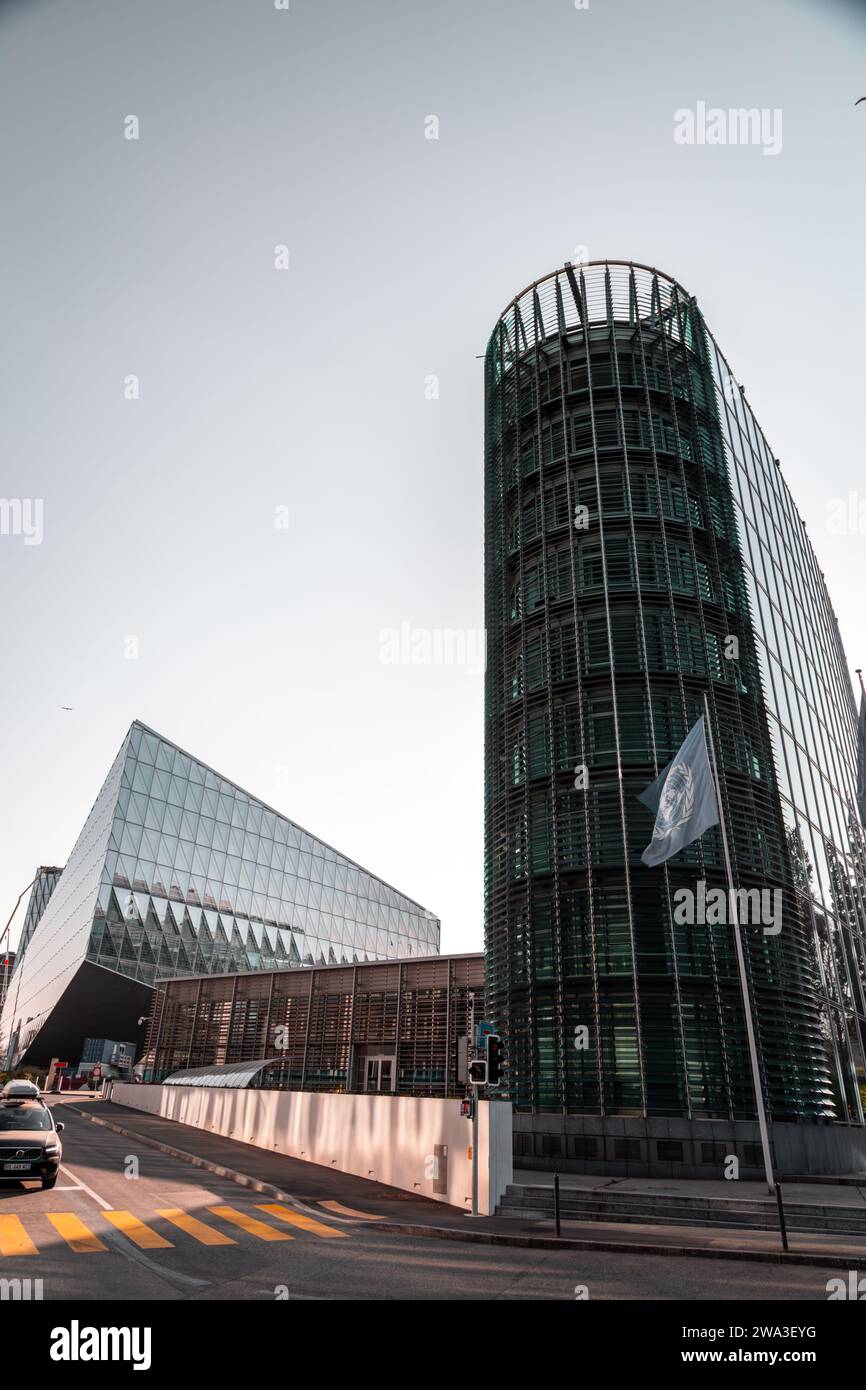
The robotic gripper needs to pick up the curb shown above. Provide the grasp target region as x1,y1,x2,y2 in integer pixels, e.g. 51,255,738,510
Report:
62,1103,866,1270
366,1221,866,1267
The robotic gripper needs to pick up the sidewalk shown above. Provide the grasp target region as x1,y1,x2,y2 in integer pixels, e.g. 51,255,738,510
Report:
60,1097,866,1269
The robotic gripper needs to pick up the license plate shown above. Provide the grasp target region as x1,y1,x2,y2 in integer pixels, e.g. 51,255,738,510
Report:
3,1162,30,1171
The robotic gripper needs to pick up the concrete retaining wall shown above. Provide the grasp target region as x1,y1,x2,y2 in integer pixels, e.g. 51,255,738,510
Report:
112,1083,513,1215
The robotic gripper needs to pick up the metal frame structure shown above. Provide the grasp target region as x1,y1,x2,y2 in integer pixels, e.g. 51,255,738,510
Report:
143,953,484,1097
484,260,866,1130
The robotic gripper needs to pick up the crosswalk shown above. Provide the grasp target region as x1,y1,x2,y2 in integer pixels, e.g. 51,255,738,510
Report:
0,1200,357,1257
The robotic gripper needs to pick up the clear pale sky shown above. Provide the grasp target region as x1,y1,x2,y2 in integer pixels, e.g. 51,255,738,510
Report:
1,0,864,956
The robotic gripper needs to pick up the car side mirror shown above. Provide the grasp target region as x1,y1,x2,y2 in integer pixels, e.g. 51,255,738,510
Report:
55,1122,64,1132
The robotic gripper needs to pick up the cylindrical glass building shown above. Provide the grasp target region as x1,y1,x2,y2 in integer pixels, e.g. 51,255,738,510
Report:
484,260,866,1173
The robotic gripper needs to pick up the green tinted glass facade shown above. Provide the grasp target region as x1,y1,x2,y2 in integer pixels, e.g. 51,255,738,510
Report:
484,261,866,1131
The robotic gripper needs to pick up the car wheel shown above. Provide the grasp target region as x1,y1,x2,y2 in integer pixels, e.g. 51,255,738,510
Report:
41,1176,57,1190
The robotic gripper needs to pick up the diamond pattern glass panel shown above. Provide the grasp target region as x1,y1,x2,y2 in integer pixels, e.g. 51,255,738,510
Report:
1,722,440,1067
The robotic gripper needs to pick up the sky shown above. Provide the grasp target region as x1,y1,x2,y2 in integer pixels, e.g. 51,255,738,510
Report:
1,0,865,957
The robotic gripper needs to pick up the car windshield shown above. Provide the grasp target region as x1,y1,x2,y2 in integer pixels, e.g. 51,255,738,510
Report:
0,1105,52,1131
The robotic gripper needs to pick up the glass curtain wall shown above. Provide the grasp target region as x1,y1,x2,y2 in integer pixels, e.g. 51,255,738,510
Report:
484,260,866,1127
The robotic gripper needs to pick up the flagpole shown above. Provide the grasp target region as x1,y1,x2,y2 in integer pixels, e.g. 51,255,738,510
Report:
702,693,776,1195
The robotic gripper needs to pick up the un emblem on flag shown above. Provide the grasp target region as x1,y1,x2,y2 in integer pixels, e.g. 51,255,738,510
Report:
652,762,695,842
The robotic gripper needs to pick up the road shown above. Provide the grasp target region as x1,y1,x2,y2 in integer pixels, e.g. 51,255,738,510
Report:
0,1101,846,1300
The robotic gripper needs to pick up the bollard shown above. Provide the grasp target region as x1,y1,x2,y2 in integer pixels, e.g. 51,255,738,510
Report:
775,1180,789,1252
554,1172,561,1237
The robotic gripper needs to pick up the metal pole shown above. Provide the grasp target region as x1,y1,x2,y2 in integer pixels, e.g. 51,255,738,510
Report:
775,1180,789,1252
554,1173,561,1237
0,875,38,1063
471,1095,479,1216
702,693,776,1195
0,875,37,953
470,991,479,1217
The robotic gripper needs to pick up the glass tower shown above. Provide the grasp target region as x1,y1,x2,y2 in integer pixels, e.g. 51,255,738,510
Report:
13,865,63,975
484,261,866,1162
1,721,440,1068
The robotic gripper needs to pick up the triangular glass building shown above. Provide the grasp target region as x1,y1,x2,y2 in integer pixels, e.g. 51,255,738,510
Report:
1,721,440,1068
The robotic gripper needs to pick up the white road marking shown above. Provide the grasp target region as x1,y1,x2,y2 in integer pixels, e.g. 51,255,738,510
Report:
59,1164,113,1211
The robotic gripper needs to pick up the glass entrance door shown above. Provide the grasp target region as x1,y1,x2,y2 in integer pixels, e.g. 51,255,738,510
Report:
364,1056,394,1092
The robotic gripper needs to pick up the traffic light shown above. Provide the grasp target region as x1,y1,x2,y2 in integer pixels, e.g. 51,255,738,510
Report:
486,1033,503,1086
468,1058,487,1086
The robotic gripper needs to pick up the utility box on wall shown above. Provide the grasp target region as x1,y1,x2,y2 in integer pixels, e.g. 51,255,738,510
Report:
432,1143,448,1194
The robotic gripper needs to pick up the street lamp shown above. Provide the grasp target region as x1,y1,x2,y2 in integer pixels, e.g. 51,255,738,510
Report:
0,876,38,1071
0,874,37,955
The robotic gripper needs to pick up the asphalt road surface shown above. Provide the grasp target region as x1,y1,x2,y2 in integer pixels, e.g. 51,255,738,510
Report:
0,1102,845,1301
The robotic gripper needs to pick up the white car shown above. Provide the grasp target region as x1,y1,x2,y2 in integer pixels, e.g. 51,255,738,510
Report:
1,1079,41,1099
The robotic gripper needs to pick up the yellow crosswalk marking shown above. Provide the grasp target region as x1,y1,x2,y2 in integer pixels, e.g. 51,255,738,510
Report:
0,1202,352,1259
208,1205,293,1241
156,1208,236,1246
256,1202,348,1239
0,1214,39,1256
47,1213,107,1253
319,1200,384,1221
103,1210,173,1250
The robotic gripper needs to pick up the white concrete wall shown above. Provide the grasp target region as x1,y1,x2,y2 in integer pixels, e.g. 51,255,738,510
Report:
111,1083,513,1215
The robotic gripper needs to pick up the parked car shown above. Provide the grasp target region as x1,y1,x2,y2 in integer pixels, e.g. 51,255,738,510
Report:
0,1097,64,1189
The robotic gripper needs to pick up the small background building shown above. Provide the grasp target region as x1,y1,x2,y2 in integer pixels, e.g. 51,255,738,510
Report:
142,953,484,1097
0,951,15,1011
78,1037,137,1080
